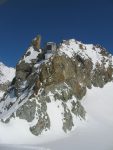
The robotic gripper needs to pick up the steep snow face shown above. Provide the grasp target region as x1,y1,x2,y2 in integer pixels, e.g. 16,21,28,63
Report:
19,46,42,64
59,39,112,69
0,62,15,84
0,62,15,100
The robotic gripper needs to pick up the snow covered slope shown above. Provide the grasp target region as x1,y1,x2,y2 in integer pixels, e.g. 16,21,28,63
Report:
0,82,113,150
59,39,113,69
0,62,15,99
0,145,50,150
44,82,113,150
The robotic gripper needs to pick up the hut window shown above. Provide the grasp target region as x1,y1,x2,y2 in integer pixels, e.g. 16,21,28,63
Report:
47,45,52,50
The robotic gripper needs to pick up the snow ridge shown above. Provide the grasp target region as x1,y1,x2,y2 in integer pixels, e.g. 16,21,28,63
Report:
59,39,112,69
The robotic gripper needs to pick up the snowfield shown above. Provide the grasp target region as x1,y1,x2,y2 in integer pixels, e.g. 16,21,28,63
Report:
0,81,113,150
44,81,113,150
0,145,51,150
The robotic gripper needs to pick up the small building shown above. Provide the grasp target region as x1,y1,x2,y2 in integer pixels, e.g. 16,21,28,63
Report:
46,42,57,54
45,42,57,60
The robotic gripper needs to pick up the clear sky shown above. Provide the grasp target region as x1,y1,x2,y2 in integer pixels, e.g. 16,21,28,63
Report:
0,0,113,66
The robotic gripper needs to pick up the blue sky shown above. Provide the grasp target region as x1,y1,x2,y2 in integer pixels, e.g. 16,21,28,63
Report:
0,0,113,66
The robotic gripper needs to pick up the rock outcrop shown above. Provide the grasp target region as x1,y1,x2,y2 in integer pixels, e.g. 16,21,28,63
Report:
0,37,113,136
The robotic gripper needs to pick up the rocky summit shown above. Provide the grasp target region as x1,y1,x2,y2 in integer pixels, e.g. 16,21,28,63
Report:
0,35,113,136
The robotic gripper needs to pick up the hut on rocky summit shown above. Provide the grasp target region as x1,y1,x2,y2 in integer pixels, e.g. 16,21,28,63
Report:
46,42,57,54
45,42,57,59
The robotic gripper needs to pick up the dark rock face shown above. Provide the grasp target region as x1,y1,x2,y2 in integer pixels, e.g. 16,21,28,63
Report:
16,99,36,122
38,55,88,100
62,102,74,132
29,100,50,136
0,38,113,136
37,54,112,99
15,62,33,96
0,82,10,101
0,82,10,92
71,101,86,119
